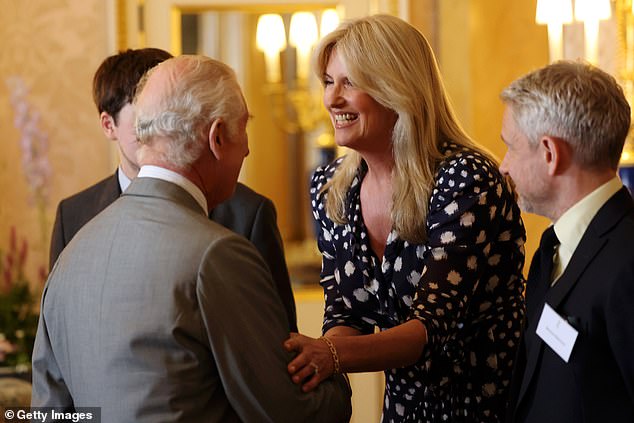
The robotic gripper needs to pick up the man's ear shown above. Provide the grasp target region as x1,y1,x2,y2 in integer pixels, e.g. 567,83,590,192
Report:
541,136,568,176
208,118,224,160
100,112,118,140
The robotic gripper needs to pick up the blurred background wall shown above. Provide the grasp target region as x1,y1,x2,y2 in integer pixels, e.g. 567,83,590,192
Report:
0,0,557,285
0,1,113,282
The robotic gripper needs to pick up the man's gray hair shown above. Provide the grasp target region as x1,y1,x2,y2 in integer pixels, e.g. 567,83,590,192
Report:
135,55,246,169
500,60,631,170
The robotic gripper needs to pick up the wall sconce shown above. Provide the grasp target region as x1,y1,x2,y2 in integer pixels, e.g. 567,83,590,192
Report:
289,12,319,81
320,9,340,38
536,0,573,61
256,14,287,83
255,9,340,135
575,0,612,64
255,9,340,242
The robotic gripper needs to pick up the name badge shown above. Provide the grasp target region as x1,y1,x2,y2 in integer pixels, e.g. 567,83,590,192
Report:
536,303,579,362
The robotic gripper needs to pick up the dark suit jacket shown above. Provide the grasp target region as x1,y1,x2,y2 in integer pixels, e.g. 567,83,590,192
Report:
33,177,351,422
210,183,297,331
49,173,121,268
508,187,634,423
50,172,297,331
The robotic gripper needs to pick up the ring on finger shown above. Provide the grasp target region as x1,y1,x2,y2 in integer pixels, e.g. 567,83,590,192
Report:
310,361,319,375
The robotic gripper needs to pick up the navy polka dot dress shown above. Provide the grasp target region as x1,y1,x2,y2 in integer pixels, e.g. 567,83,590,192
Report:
310,143,526,422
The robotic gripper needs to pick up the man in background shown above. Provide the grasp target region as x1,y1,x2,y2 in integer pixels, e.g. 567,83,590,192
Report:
49,48,297,330
32,55,351,422
500,61,634,422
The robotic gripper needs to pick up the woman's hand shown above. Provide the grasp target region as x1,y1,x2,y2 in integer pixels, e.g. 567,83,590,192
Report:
284,334,335,392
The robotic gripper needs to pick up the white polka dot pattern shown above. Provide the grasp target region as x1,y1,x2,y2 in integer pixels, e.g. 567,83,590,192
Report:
310,143,526,422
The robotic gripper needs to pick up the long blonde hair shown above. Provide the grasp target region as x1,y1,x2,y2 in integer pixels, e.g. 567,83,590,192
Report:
315,14,484,243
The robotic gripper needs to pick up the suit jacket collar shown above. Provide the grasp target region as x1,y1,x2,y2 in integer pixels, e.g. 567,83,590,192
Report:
122,177,207,217
517,187,634,407
101,171,123,204
548,187,634,308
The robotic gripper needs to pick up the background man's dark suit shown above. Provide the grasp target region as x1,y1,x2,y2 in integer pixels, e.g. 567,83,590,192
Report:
509,187,634,422
50,172,298,331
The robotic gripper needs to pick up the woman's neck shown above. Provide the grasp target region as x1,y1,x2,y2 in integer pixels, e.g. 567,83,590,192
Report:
361,152,394,183
359,154,394,260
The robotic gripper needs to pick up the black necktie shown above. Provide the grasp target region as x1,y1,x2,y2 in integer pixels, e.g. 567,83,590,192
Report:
524,225,561,357
528,226,560,300
540,226,560,283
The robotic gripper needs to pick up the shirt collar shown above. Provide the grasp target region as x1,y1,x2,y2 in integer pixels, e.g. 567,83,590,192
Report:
553,177,623,256
137,165,208,215
117,166,132,193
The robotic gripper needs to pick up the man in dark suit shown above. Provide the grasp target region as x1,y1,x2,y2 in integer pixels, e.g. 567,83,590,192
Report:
499,61,634,422
32,54,352,422
49,48,297,331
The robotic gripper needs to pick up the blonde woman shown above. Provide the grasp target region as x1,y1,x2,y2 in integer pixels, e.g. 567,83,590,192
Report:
285,15,526,422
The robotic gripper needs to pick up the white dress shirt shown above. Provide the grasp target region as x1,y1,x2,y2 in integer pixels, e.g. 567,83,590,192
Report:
117,166,132,193
137,165,208,215
551,177,623,284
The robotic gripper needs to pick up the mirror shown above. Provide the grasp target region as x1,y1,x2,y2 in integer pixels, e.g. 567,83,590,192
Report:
114,0,399,279
173,8,337,282
616,0,634,191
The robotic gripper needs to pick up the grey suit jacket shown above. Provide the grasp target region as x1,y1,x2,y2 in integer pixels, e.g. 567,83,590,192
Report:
32,177,351,423
50,173,297,331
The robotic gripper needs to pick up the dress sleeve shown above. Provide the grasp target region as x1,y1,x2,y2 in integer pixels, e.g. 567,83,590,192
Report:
410,153,518,359
310,164,374,335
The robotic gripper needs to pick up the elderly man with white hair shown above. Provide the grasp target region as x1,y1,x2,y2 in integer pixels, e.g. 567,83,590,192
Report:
31,55,352,423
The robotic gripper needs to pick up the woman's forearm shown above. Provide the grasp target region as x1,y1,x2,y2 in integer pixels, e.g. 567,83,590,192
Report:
285,320,428,392
332,320,428,373
325,326,363,337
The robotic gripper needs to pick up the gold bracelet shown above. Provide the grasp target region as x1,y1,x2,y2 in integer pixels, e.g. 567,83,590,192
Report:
319,336,341,374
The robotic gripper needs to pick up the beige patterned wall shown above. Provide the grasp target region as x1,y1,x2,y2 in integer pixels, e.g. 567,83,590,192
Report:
435,0,552,267
0,0,112,280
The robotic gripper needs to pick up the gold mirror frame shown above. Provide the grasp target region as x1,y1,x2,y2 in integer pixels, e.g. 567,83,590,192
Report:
617,0,634,161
